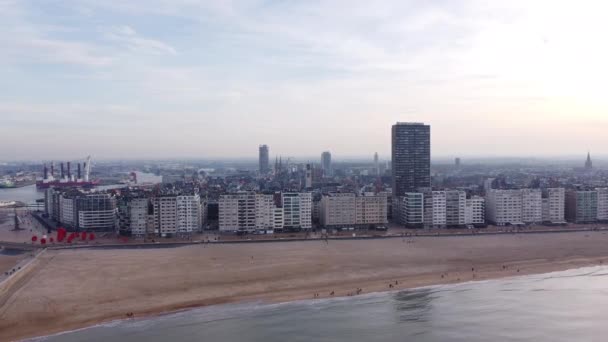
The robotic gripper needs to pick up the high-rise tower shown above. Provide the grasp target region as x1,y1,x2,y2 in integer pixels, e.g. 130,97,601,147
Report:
259,145,270,174
374,152,379,176
321,151,332,177
391,122,431,197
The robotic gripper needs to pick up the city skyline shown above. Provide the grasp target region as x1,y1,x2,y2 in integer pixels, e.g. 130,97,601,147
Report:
2,1,608,160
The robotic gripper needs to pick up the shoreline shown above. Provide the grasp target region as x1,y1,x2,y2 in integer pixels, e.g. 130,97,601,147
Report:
5,232,608,341
26,259,608,342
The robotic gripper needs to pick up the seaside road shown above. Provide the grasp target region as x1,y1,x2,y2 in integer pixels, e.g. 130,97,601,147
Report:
0,250,52,319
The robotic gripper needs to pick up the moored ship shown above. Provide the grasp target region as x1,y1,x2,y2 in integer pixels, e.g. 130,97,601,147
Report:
36,156,99,189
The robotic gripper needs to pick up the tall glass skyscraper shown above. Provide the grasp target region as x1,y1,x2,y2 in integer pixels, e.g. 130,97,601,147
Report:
391,122,431,197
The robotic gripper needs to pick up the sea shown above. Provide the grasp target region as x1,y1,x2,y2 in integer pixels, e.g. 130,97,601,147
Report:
35,266,608,342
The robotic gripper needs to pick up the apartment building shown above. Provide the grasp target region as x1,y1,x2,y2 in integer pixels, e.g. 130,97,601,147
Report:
282,192,312,230
596,188,608,221
566,190,598,223
446,190,466,226
320,192,387,228
542,188,566,224
485,189,524,225
465,196,485,225
521,189,542,224
219,192,280,232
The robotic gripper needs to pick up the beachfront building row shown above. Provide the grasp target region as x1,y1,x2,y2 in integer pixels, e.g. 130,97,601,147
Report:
46,188,205,235
397,190,485,228
218,192,311,232
565,188,608,223
483,187,608,225
45,189,117,231
319,192,388,228
485,188,566,225
118,194,205,237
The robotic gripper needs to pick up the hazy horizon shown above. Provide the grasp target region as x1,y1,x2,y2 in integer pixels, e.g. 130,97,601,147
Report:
2,1,607,160
1,154,604,165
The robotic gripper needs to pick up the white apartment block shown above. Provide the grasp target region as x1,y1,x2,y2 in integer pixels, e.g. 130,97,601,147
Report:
446,190,466,226
282,192,312,230
273,206,284,229
219,192,283,232
400,193,425,227
542,188,566,224
155,197,177,236
596,188,608,221
78,210,116,231
488,188,562,225
176,195,202,233
59,195,76,227
486,190,523,225
465,196,485,225
355,192,388,226
521,189,542,223
320,193,387,228
427,191,447,227
320,193,356,227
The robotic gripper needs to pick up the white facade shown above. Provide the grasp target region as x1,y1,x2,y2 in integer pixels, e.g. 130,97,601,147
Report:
320,193,356,227
521,189,542,223
273,207,284,229
320,192,387,227
219,192,282,232
446,190,466,226
465,196,485,225
355,193,388,226
282,192,312,230
542,188,566,223
429,191,447,227
596,188,608,221
400,193,424,226
155,197,177,235
176,195,202,233
486,190,523,225
78,210,116,231
59,195,75,227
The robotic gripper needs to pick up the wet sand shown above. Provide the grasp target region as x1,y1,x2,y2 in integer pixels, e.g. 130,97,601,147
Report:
2,231,608,341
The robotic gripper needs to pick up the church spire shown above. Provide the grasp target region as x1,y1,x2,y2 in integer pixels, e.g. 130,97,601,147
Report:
585,151,593,170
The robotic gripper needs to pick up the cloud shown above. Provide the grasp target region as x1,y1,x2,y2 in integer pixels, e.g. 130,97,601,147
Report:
103,25,177,55
1,0,608,159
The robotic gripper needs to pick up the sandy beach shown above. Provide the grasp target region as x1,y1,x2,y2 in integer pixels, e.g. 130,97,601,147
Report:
1,231,608,341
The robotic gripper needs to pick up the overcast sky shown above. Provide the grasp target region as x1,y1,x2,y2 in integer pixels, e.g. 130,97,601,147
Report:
1,0,607,160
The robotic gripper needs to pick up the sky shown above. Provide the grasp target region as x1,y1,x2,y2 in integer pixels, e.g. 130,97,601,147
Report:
1,0,608,161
